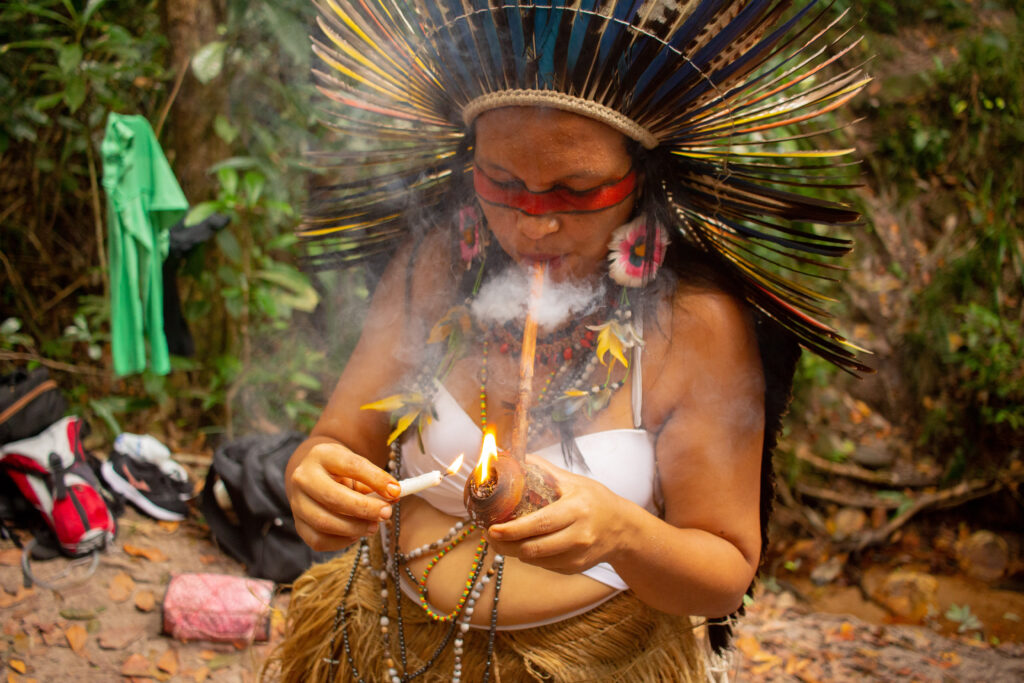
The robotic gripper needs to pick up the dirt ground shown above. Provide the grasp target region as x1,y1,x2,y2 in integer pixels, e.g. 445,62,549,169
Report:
1,507,1023,682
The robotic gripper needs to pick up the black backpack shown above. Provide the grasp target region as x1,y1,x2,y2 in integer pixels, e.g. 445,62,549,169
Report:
1,368,67,445
199,432,338,584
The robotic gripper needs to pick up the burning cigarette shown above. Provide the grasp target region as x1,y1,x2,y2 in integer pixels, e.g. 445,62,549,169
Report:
510,263,545,461
369,453,464,500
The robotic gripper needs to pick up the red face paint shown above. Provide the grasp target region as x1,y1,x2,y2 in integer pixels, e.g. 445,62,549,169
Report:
473,165,637,216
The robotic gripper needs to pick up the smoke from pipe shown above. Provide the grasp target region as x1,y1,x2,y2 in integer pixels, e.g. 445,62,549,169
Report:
470,265,606,331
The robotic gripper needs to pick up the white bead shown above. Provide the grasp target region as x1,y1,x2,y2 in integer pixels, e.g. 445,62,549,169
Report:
388,668,398,676
459,623,470,632
381,589,388,598
470,591,481,599
379,571,388,581
465,606,474,615
380,616,390,627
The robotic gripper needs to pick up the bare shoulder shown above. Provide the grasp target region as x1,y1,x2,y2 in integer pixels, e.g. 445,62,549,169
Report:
642,280,764,430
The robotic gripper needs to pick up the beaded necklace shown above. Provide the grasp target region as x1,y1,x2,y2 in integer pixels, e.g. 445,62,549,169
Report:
331,265,643,682
327,440,503,683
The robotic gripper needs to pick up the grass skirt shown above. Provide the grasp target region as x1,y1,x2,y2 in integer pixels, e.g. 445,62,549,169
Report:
263,535,708,682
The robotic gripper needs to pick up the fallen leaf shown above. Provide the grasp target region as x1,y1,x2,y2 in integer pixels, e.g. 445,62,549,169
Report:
940,651,962,668
193,666,210,682
108,572,135,602
752,650,780,664
199,650,217,660
199,555,219,565
123,543,169,563
134,590,156,612
751,659,779,676
65,623,87,653
208,654,237,670
9,660,26,674
0,586,35,608
271,607,285,637
157,648,179,675
157,521,180,534
784,655,809,675
42,629,63,646
59,607,103,621
121,653,152,677
97,627,143,650
735,635,761,659
0,548,21,566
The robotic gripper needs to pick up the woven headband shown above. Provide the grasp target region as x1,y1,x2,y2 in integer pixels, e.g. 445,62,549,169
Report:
464,91,659,149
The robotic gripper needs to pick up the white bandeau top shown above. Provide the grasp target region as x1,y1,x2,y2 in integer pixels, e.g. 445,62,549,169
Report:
399,382,659,592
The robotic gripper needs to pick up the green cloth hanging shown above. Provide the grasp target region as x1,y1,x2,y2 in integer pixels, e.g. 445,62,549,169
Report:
101,113,188,376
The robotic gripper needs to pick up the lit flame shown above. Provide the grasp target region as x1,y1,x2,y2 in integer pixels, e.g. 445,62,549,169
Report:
475,430,498,485
446,453,465,476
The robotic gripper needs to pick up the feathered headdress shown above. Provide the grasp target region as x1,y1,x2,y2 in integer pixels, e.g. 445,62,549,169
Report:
301,0,871,373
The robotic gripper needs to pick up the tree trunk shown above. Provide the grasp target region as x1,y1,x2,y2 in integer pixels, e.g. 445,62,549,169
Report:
160,0,229,201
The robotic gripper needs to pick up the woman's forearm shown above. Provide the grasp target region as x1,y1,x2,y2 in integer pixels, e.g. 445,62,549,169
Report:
607,500,757,618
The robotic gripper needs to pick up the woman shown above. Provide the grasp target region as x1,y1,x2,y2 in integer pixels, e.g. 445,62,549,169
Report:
267,1,868,681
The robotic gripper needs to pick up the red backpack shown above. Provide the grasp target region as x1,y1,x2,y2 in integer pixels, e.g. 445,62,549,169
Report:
0,416,116,556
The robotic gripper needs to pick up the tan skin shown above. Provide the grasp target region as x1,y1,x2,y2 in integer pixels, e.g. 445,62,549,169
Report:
285,107,765,625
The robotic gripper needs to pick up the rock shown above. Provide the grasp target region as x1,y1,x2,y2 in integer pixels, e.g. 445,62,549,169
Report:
98,626,144,650
957,530,1009,582
831,507,868,541
851,443,895,468
873,570,938,623
811,555,845,586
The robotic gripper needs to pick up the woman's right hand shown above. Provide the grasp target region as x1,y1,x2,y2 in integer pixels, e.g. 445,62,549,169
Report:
286,438,401,552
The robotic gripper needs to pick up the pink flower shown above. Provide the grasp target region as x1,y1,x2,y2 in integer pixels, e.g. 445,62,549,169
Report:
607,217,669,287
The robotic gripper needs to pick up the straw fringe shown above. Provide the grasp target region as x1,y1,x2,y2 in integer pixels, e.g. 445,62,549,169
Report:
263,537,707,682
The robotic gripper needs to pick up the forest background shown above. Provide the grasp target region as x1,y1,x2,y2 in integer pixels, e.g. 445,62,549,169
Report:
1,0,1022,650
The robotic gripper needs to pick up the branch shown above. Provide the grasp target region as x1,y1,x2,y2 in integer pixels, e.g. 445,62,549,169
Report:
0,351,105,376
794,481,902,509
37,273,90,316
775,477,829,537
795,448,937,487
843,472,1024,551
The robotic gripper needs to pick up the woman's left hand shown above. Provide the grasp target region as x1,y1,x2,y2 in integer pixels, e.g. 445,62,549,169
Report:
484,455,632,574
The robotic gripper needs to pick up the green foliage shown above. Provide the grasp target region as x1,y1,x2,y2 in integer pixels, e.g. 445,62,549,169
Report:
830,0,974,34
788,9,1024,478
0,0,343,438
945,603,983,634
0,0,168,153
897,18,1024,470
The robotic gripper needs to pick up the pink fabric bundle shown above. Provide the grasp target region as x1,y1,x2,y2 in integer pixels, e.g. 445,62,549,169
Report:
162,572,274,642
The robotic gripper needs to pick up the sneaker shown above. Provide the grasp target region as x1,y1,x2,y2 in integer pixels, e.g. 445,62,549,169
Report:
100,450,191,521
113,432,195,503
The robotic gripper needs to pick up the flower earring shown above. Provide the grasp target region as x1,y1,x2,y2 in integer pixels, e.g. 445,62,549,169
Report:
607,217,670,287
457,203,485,268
